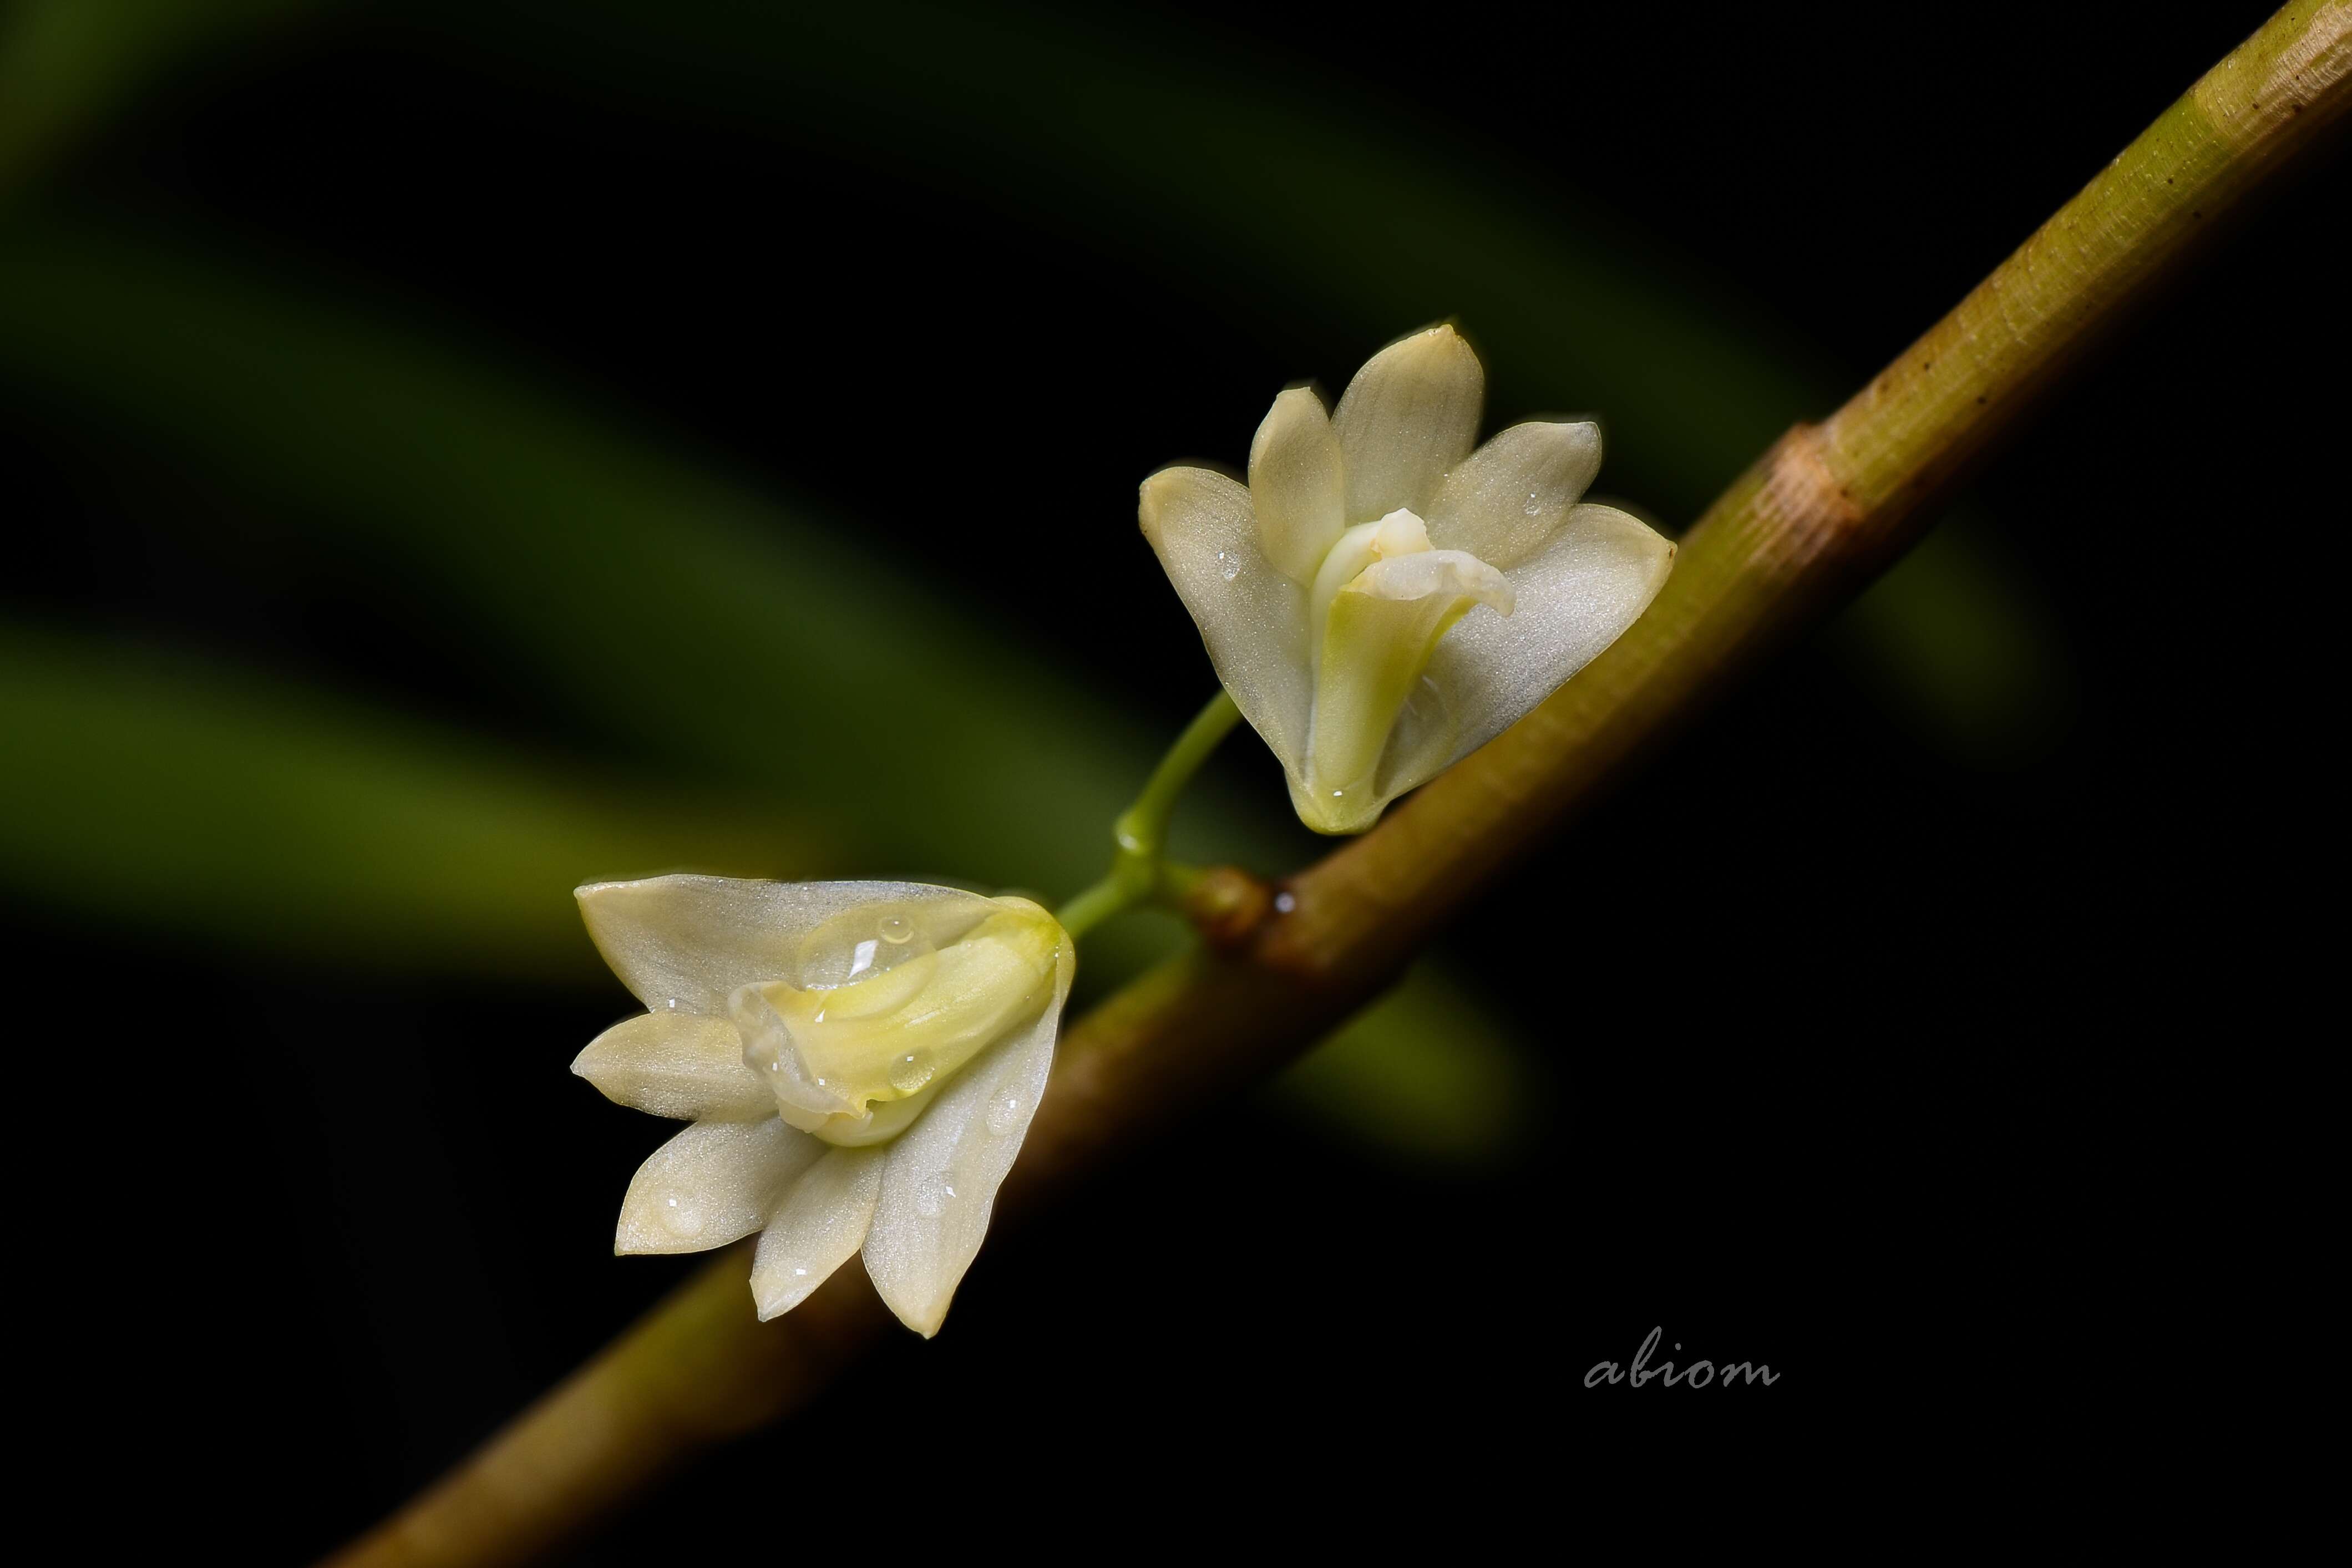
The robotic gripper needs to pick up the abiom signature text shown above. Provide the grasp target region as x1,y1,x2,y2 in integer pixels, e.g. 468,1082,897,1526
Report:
1585,1327,1778,1388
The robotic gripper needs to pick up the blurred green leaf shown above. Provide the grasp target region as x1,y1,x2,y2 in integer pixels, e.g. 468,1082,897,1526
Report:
1831,516,2074,765
0,0,315,193
0,0,2061,1168
0,623,823,979
1268,963,1532,1166
444,0,2068,735
0,223,1271,911
453,0,1807,514
0,621,1524,1164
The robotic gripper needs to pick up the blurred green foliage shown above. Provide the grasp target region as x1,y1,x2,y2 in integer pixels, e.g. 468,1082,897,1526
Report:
0,0,316,193
0,227,1193,892
0,625,821,980
1270,963,1533,1163
0,0,2064,1165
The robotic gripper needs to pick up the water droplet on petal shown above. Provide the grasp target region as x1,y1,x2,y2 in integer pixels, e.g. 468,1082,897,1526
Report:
798,903,935,987
889,1051,930,1094
658,1191,706,1238
1217,549,1243,582
985,1094,1022,1136
1524,488,1543,516
915,1176,956,1219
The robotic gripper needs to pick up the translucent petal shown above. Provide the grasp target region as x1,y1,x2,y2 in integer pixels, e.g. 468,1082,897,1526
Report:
576,875,996,1014
750,1145,885,1321
1428,420,1604,570
861,933,1073,1337
571,1011,772,1122
1421,503,1677,774
1248,386,1346,582
614,1117,822,1256
1138,465,1312,778
1331,324,1483,524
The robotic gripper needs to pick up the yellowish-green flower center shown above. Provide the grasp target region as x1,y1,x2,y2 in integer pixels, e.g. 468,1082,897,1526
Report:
729,900,1061,1146
1300,508,1512,828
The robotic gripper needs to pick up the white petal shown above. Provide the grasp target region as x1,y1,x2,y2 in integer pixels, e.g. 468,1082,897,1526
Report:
572,1011,772,1122
1138,466,1312,779
577,876,996,1013
1331,324,1483,524
1248,387,1346,582
1418,503,1676,781
614,1117,822,1256
861,935,1073,1336
1427,420,1604,570
750,1145,885,1320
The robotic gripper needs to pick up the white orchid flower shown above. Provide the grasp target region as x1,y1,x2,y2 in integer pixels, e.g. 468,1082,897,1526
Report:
571,875,1073,1337
1140,324,1676,834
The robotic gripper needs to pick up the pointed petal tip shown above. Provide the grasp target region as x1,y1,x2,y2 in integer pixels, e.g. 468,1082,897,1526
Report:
751,1280,812,1322
1137,464,1230,532
1138,463,1215,498
1336,324,1486,520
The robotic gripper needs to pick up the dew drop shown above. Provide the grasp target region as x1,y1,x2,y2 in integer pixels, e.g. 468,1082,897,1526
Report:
798,903,934,988
1216,549,1243,582
915,1176,957,1219
1523,488,1544,516
889,1051,930,1094
658,1191,706,1238
985,1093,1022,1137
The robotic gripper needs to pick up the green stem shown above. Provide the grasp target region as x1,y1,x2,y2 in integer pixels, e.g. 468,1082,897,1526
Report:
328,11,2351,1565
1050,875,1131,942
1056,691,1241,939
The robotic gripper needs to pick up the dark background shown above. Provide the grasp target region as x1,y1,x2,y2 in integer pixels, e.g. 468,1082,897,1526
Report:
2,1,2333,1553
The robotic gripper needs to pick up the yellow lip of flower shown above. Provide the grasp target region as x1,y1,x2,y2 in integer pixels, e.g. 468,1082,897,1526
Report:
730,906,1062,1146
570,876,1074,1337
1310,534,1513,820
1138,322,1677,836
